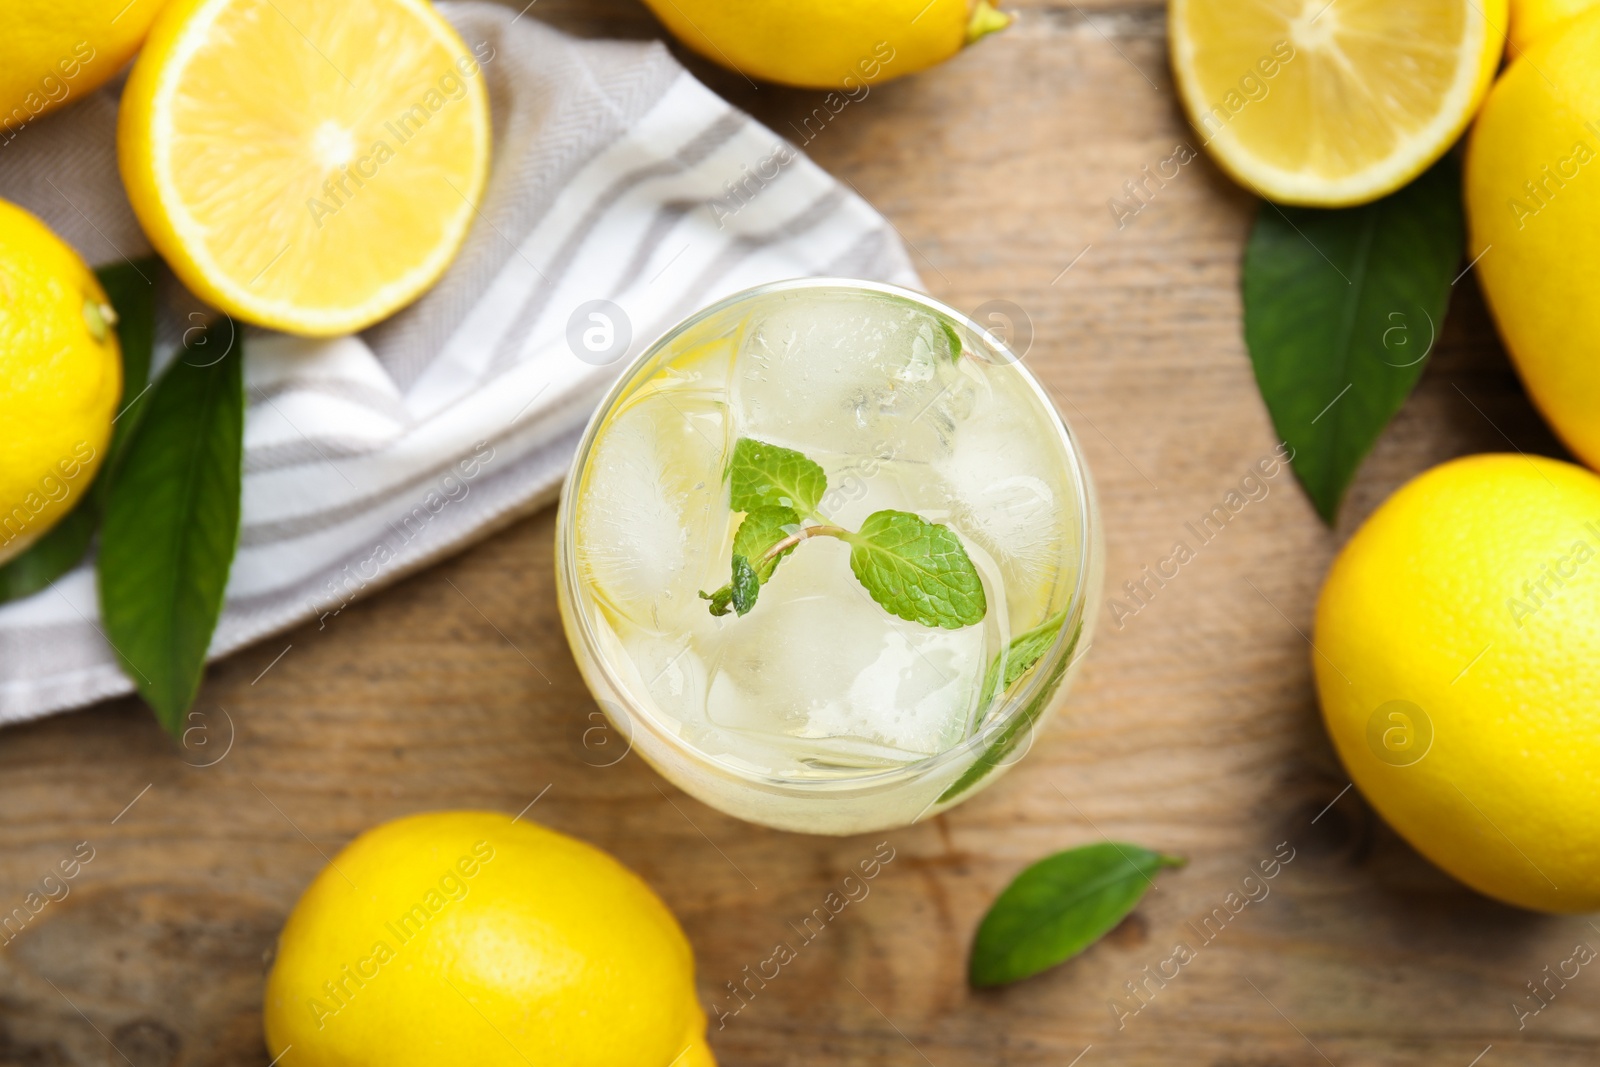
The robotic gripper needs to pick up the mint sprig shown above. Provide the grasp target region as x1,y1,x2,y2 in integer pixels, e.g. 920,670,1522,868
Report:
701,437,985,629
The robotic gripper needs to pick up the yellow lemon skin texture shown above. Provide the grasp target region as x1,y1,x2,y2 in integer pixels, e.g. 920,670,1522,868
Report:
639,0,1010,90
1467,11,1600,470
263,811,715,1067
118,0,491,336
1314,455,1600,914
0,199,120,567
0,0,166,131
1509,0,1599,53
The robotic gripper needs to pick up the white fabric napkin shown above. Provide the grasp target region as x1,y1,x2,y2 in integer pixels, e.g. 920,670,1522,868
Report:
0,2,919,724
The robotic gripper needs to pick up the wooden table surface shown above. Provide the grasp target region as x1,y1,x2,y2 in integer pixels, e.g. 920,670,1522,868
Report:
2,2,1596,1064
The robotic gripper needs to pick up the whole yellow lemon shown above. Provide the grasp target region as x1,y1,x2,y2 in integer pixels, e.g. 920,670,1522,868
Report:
0,0,167,133
0,199,120,567
1466,11,1600,470
640,0,1012,90
1314,454,1600,913
263,811,715,1067
1508,0,1599,53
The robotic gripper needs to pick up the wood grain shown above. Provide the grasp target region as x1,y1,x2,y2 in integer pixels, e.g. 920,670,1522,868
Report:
0,2,1594,1064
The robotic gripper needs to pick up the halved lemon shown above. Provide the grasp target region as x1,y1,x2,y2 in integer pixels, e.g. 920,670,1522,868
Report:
1169,0,1506,207
119,0,491,336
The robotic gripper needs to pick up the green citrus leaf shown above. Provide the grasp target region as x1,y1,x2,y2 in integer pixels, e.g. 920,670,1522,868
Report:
847,510,985,629
0,258,158,604
98,319,244,736
1243,156,1463,524
0,506,98,604
970,842,1185,988
727,437,827,515
94,258,159,497
940,618,1083,805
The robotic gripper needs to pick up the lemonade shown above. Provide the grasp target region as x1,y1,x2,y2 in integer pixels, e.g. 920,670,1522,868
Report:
556,280,1102,834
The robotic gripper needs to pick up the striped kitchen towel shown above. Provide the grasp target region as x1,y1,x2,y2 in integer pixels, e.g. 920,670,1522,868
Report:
0,1,919,724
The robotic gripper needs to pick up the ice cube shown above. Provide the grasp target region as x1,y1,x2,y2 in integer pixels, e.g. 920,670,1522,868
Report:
701,542,985,757
623,630,710,723
933,371,1075,625
731,290,961,466
575,386,730,630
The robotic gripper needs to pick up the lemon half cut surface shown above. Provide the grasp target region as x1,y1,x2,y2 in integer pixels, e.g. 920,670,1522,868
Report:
119,0,492,336
1170,0,1506,206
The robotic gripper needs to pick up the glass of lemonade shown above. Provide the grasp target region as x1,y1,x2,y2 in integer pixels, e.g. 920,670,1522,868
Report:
555,279,1103,835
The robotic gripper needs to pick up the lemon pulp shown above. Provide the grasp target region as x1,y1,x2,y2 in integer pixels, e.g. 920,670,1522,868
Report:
119,0,491,335
1170,0,1505,206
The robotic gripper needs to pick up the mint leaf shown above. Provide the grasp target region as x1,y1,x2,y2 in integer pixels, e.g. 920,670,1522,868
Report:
700,585,734,617
941,618,1083,804
727,437,826,515
1244,157,1462,524
711,449,987,630
939,318,964,361
729,555,759,615
729,506,801,614
978,609,1069,710
700,505,800,617
848,510,985,629
735,505,800,581
970,843,1185,988
0,258,158,604
99,319,244,736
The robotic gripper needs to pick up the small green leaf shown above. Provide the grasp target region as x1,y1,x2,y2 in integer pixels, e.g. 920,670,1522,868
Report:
0,507,98,604
940,618,1083,805
715,447,985,630
978,609,1068,710
970,842,1185,987
1243,156,1463,524
729,555,760,615
939,318,964,361
700,505,800,617
0,258,158,604
99,320,244,736
847,510,985,629
727,437,827,515
734,505,800,582
699,585,733,617
95,259,159,495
